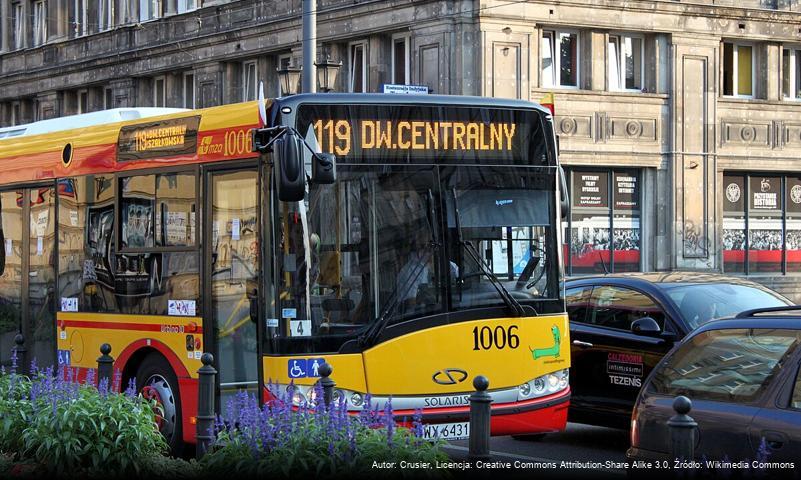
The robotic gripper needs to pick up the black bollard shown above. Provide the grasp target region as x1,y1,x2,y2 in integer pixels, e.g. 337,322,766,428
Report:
196,352,217,459
13,333,26,376
468,375,492,462
668,396,698,465
318,363,335,408
97,343,114,387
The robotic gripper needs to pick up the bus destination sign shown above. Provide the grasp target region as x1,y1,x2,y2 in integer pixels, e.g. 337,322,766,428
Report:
295,104,549,165
117,116,201,162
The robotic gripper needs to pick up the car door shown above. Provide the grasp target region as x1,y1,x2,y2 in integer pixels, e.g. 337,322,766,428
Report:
569,284,674,426
747,358,801,463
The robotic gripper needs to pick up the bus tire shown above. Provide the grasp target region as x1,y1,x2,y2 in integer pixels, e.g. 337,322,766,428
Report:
512,433,547,442
136,353,184,455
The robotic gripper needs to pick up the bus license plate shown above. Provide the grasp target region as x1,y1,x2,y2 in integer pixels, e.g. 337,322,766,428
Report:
423,421,470,441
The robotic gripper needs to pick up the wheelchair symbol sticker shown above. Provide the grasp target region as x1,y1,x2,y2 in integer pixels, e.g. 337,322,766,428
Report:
288,359,306,378
287,358,325,378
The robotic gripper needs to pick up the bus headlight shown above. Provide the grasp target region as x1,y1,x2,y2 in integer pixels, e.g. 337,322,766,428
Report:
518,369,569,401
292,390,307,406
350,392,364,407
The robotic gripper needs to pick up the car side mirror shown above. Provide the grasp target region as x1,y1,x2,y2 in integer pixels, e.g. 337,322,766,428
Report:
311,153,336,185
631,317,661,336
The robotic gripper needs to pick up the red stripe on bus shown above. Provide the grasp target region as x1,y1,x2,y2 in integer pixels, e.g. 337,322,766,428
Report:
60,320,203,334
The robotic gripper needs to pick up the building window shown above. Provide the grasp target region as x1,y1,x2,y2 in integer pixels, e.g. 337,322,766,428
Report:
349,41,367,93
11,102,20,126
98,0,114,31
140,0,162,22
12,2,23,49
782,47,801,100
542,30,579,88
153,76,166,107
177,0,196,13
242,61,257,102
723,174,796,274
723,42,754,98
33,1,47,46
391,34,410,85
74,0,88,36
608,34,643,91
563,169,642,274
183,73,195,108
104,87,113,109
276,55,291,96
77,89,88,114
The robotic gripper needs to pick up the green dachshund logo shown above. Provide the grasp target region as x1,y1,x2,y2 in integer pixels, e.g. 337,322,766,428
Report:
530,325,561,360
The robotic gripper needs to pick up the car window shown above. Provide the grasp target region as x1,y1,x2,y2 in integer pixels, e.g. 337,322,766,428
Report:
587,285,665,331
649,328,801,403
659,283,789,330
566,286,592,323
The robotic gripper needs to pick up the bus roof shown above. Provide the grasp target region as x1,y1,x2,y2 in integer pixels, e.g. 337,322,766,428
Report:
0,108,189,139
275,93,552,115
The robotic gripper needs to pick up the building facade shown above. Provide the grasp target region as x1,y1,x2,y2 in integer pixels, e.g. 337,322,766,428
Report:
3,0,801,299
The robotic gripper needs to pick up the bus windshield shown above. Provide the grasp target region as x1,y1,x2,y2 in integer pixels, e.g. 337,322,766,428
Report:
269,103,559,353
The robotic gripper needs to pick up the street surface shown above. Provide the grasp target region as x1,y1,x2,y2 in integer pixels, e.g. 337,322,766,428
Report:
444,422,629,478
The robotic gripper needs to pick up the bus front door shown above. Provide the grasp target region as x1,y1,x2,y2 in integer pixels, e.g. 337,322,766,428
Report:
205,169,260,412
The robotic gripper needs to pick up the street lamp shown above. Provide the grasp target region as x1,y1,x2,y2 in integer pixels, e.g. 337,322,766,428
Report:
277,64,302,96
315,57,342,93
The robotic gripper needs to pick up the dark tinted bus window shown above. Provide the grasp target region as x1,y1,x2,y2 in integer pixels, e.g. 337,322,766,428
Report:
58,176,117,313
121,175,155,249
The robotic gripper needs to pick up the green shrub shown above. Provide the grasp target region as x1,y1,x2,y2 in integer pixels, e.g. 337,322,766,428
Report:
15,370,168,476
0,372,33,454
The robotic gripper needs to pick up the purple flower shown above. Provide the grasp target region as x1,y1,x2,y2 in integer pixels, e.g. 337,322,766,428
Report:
124,377,137,398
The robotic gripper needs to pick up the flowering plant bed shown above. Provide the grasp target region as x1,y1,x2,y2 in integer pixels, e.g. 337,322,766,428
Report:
0,358,448,478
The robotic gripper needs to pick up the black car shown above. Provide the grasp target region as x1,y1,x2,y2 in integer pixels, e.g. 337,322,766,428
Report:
628,307,801,464
565,273,790,429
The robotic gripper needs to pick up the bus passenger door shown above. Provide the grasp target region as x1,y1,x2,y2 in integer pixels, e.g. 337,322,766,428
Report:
0,187,56,369
205,169,260,411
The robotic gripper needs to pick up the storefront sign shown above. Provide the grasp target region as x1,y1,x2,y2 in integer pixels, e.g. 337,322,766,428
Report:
787,177,801,214
572,171,609,208
724,175,745,212
613,172,639,210
749,177,781,211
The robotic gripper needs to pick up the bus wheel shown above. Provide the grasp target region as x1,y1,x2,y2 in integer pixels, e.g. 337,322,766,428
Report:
137,354,184,455
512,433,547,442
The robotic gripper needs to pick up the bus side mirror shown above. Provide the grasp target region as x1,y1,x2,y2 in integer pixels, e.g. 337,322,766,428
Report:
559,165,570,221
274,135,306,202
312,153,336,185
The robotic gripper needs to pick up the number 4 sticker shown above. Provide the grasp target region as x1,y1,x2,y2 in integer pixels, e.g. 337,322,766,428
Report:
290,320,311,337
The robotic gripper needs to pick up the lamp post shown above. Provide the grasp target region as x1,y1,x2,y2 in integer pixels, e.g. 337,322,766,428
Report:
315,57,342,92
277,65,302,96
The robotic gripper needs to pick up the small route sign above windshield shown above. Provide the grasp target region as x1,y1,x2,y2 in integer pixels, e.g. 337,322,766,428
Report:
383,84,429,95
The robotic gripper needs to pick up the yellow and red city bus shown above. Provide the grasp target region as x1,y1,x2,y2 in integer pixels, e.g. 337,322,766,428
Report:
0,94,569,451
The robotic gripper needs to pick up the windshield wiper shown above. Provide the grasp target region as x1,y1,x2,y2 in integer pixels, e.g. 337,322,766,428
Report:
451,189,534,317
359,189,439,347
